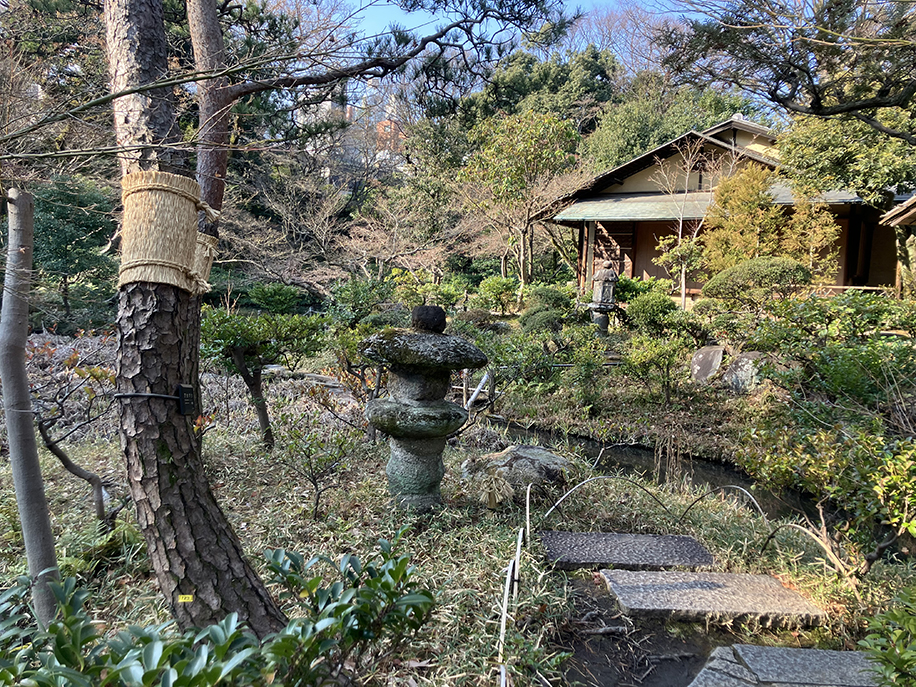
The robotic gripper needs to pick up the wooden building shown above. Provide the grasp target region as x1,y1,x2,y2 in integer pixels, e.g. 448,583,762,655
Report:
550,116,900,295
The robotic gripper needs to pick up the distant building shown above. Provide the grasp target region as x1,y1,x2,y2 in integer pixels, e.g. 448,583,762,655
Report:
295,85,406,185
550,116,903,295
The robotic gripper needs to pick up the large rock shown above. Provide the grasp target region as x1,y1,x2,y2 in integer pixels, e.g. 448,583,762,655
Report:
691,345,725,383
722,352,764,394
462,445,571,486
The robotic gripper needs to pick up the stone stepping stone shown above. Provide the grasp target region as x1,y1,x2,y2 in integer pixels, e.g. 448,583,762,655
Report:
600,570,825,627
541,531,714,570
687,644,877,686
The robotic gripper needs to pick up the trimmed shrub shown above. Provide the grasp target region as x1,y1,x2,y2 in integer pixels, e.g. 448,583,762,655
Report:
474,276,518,315
519,308,565,333
702,256,812,310
626,291,677,336
614,275,672,303
249,282,305,314
525,285,574,312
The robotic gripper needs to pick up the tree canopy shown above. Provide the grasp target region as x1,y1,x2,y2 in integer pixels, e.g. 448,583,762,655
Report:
660,0,916,144
702,163,840,279
458,45,623,132
581,75,762,170
779,114,916,205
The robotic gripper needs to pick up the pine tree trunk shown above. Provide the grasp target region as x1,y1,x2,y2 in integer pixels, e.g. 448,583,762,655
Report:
117,283,285,635
106,0,286,637
0,189,60,627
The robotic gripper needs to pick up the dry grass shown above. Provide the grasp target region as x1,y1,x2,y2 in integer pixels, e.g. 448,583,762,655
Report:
2,359,915,685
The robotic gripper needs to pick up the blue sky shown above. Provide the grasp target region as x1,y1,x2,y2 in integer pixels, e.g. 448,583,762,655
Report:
353,0,614,40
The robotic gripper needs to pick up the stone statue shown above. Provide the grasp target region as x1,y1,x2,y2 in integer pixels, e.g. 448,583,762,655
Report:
360,305,487,511
589,261,619,336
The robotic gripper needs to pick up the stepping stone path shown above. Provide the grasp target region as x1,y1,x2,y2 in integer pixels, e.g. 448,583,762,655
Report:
600,570,826,628
543,530,869,683
541,531,715,570
687,644,877,687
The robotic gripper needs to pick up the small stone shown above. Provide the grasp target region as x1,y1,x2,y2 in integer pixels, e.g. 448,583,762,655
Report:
722,352,764,394
462,445,570,486
691,345,726,383
411,305,447,333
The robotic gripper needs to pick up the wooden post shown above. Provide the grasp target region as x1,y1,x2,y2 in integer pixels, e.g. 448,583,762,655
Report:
489,368,497,411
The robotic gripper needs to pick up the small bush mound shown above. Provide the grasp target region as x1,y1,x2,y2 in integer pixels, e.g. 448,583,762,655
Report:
452,308,501,332
519,308,565,333
614,275,671,303
362,309,410,329
702,256,812,311
472,276,518,315
626,291,677,336
248,282,306,314
519,285,576,333
525,285,574,312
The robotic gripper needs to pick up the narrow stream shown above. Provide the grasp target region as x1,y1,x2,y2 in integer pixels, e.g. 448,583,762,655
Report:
498,422,812,520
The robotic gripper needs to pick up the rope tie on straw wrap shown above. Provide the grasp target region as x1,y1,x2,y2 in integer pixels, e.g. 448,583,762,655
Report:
191,232,219,295
122,181,222,223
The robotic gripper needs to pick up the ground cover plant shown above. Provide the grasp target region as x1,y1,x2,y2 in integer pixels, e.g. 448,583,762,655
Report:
3,313,916,685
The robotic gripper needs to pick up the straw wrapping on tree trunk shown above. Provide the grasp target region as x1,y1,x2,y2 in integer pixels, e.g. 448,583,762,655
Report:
118,171,218,293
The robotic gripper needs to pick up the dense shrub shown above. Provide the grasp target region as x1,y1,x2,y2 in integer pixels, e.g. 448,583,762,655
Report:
739,428,916,547
613,275,671,303
860,587,916,686
362,309,410,329
519,308,565,333
473,276,518,315
518,285,576,334
248,282,306,314
751,291,916,409
452,308,494,327
329,277,395,328
739,291,916,555
524,285,574,312
622,334,692,405
626,291,677,336
0,537,435,687
702,256,812,311
389,269,465,310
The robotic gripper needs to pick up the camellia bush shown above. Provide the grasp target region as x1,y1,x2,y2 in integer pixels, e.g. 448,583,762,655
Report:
0,536,435,686
860,587,916,686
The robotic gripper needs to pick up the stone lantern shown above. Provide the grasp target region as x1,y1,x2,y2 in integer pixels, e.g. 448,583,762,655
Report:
589,261,619,336
360,305,487,511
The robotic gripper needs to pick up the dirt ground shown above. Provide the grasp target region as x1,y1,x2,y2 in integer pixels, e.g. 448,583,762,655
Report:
559,577,727,687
